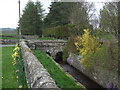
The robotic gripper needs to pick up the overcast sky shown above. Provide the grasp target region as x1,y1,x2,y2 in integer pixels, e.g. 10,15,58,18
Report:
0,0,108,28
0,0,51,28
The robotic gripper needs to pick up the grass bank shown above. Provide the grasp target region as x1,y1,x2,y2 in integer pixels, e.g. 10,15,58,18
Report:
33,49,82,89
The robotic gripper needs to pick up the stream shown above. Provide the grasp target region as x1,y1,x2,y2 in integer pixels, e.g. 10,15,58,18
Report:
57,61,106,89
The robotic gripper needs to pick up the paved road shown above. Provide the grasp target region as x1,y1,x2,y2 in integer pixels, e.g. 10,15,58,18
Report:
0,44,15,47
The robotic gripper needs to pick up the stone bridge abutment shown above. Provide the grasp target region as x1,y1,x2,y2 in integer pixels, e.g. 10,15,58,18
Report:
26,40,67,60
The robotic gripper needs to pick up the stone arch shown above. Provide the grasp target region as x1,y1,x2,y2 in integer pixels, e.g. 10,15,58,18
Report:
46,52,51,56
55,51,63,63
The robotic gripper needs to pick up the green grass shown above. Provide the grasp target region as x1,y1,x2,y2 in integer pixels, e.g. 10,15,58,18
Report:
33,49,82,88
15,49,28,88
2,47,18,88
2,47,27,88
0,37,18,39
0,30,17,36
0,47,2,89
37,37,56,40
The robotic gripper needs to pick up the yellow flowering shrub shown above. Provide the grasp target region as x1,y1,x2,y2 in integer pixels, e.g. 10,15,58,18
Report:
74,29,100,68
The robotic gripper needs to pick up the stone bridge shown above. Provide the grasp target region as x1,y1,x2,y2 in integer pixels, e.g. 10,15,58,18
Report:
26,39,67,60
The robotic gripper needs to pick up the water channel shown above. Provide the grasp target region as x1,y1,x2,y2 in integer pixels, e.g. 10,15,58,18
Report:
53,53,106,89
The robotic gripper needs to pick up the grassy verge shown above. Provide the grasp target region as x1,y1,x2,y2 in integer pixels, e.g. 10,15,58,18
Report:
2,46,27,88
0,47,2,89
37,37,56,40
33,49,82,88
2,47,18,88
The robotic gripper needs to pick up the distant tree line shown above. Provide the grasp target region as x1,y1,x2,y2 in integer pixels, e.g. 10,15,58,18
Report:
19,0,95,38
19,0,119,38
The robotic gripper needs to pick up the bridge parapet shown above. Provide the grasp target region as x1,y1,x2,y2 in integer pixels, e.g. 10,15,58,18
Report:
26,39,67,59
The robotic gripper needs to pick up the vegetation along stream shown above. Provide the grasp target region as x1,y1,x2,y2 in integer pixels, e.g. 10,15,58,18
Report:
50,52,106,89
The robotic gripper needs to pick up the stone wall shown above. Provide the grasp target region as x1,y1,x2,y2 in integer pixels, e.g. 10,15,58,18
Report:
20,40,59,88
67,53,119,88
0,39,19,44
0,35,38,39
26,40,67,59
21,35,38,39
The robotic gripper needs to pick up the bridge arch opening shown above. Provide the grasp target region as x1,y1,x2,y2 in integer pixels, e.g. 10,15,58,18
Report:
46,52,51,56
55,52,63,62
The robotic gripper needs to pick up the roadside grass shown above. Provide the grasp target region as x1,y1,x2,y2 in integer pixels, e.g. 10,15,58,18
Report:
32,49,82,88
2,47,18,88
37,37,56,40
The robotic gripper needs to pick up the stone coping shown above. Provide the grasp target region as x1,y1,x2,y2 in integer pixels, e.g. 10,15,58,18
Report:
20,40,59,88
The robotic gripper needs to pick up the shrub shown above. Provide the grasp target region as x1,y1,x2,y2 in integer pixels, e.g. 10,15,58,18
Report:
74,29,100,68
42,24,88,39
74,29,118,71
63,45,69,62
63,36,78,61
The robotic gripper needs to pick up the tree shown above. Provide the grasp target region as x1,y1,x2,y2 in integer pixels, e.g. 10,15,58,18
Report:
19,0,44,36
100,2,118,36
44,1,93,36
35,1,45,36
44,2,72,28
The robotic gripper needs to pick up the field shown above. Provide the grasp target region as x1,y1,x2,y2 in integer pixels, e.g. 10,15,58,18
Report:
2,46,27,88
0,30,17,36
2,47,18,88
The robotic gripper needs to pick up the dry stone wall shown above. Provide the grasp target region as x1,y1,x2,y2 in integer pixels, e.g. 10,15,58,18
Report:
20,40,59,88
0,39,19,44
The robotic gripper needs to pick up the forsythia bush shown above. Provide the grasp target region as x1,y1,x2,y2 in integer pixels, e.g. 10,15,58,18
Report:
74,29,100,68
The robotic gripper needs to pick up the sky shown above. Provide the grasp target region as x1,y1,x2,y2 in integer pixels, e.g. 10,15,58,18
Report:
0,0,51,28
0,0,113,28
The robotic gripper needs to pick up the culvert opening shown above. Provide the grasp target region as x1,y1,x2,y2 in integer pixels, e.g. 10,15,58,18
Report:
46,52,51,56
55,52,63,62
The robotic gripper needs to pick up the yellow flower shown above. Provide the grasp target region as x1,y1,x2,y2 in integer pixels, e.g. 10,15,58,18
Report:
80,59,84,64
16,76,19,79
18,85,22,88
13,63,16,66
12,52,18,58
15,43,19,47
13,47,20,52
16,70,19,72
74,42,78,46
